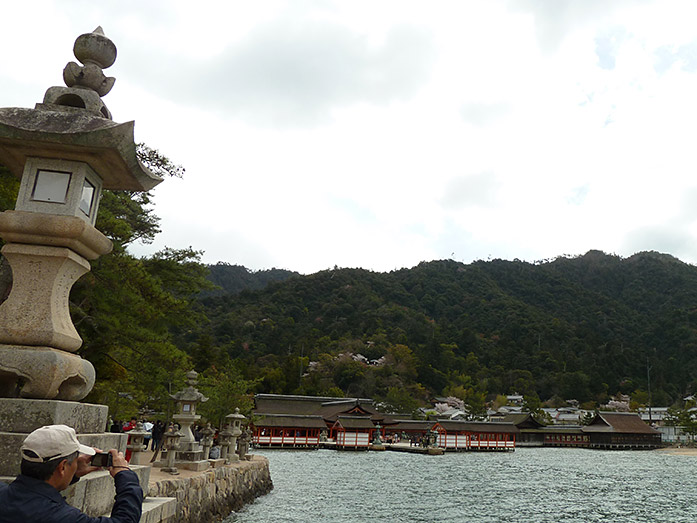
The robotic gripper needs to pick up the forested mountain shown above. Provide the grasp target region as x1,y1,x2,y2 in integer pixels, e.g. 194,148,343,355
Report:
193,251,697,412
4,157,697,418
203,263,298,297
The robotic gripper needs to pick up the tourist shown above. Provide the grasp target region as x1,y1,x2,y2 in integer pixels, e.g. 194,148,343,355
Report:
151,420,165,450
110,419,122,433
143,420,154,449
0,424,142,522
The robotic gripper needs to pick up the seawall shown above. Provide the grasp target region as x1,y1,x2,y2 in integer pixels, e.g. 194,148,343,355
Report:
147,456,272,522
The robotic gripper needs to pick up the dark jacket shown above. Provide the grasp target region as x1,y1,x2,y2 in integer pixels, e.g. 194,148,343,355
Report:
0,469,143,523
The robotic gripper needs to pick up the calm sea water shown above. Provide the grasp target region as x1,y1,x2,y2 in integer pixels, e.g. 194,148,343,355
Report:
225,447,696,522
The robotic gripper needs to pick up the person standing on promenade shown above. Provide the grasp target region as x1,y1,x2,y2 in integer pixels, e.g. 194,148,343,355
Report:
0,424,143,522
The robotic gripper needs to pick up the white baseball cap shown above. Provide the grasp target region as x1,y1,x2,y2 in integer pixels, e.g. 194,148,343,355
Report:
21,424,96,463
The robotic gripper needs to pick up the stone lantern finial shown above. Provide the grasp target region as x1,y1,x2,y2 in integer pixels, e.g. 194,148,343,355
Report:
186,370,199,387
42,27,118,119
63,26,116,97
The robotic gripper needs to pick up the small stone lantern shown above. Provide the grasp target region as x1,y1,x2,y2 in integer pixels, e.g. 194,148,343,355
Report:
218,424,233,463
161,424,182,475
237,427,251,461
226,408,246,461
127,421,150,465
200,423,215,460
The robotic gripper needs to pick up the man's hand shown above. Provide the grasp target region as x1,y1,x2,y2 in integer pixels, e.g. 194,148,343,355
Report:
108,449,131,478
75,447,101,478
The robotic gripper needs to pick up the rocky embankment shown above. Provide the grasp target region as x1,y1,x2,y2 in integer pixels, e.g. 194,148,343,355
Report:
148,456,272,522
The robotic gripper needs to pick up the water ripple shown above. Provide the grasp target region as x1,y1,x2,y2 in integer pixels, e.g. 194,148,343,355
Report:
226,448,697,522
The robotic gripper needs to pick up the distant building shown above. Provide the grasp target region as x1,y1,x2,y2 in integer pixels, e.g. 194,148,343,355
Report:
582,412,661,449
504,411,661,450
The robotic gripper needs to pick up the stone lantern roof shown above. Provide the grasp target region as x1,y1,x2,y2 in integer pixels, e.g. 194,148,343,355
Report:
170,370,209,404
0,27,161,191
226,407,246,422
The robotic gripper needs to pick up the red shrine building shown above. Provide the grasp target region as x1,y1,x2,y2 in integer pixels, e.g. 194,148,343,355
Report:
432,421,518,451
252,394,386,449
251,394,660,453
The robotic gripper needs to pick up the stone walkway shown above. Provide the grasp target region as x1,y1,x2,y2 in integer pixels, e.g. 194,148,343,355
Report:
137,449,263,484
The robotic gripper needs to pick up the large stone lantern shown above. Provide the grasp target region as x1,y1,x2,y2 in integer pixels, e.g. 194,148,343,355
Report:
168,370,210,471
170,370,208,446
0,27,161,401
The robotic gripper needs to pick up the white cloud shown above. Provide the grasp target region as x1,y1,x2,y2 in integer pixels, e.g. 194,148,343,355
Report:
2,0,697,273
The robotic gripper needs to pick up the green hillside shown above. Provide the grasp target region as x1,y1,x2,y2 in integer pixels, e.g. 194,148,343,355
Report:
3,159,696,416
203,263,298,297
193,252,697,411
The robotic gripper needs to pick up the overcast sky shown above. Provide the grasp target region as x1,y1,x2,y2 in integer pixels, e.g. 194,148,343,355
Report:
2,1,697,274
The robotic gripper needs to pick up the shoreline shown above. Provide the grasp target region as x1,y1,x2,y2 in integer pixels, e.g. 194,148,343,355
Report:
655,446,697,456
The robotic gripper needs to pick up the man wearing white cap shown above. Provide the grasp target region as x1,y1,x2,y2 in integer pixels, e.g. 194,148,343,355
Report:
0,424,143,522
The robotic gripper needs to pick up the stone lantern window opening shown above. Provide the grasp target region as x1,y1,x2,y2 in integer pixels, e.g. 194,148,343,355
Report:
79,178,96,216
31,170,71,203
16,157,103,226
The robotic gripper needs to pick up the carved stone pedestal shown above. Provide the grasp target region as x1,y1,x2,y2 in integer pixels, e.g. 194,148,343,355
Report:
0,398,118,477
0,345,95,401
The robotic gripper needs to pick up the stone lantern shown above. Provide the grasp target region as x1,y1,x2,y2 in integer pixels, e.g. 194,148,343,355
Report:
199,423,215,460
127,421,150,465
170,370,208,449
0,27,161,401
168,370,209,470
226,407,246,460
161,423,182,475
217,423,233,463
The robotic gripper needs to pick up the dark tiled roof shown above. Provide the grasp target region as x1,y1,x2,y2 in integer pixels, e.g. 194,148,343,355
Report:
542,425,584,434
502,413,546,429
254,394,373,416
253,414,328,429
333,416,376,430
386,420,432,432
582,412,660,434
319,403,384,422
434,421,519,434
